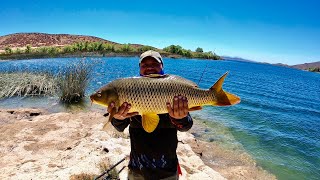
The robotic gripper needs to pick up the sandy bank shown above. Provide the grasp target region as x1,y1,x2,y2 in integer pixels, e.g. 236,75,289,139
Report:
0,108,275,180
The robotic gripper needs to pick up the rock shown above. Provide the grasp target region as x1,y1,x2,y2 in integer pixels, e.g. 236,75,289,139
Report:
0,108,275,180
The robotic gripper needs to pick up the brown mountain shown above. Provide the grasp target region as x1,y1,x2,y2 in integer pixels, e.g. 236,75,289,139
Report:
291,61,320,70
0,32,143,50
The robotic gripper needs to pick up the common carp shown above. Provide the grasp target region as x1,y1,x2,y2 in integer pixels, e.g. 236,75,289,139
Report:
90,72,240,133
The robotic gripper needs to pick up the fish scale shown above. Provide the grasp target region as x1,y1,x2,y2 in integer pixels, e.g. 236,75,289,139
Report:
90,73,240,133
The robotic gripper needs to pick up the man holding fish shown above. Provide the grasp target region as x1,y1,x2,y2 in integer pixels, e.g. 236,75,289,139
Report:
108,50,195,180
90,50,240,179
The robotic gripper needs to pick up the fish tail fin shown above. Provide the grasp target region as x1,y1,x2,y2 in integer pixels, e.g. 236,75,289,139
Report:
209,72,241,106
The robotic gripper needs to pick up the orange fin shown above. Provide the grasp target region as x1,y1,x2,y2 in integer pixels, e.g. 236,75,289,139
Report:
142,113,160,133
210,72,229,92
210,72,241,106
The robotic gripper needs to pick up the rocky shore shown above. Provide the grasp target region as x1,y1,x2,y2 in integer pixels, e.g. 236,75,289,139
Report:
0,108,276,180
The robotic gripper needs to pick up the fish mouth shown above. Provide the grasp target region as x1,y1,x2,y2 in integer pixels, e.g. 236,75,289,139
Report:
89,95,94,106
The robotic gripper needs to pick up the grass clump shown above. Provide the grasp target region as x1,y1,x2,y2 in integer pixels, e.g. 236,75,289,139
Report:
69,173,96,180
0,72,57,98
96,160,120,180
69,160,120,180
0,58,96,104
57,59,94,103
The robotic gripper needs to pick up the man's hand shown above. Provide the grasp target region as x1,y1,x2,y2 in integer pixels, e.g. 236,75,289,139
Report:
107,102,139,120
166,95,188,119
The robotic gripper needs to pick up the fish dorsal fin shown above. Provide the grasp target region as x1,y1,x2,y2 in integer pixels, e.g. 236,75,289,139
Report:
210,72,229,92
143,74,168,78
142,113,160,133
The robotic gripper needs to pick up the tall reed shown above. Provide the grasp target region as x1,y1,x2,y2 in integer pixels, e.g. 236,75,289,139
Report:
57,59,94,103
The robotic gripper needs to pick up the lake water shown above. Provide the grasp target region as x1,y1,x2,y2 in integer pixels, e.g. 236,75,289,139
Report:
0,57,319,180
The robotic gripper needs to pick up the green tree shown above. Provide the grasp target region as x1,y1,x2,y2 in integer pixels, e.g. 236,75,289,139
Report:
308,67,320,72
63,45,75,53
84,41,90,51
163,45,183,54
75,42,85,51
138,45,155,52
195,47,203,53
38,46,49,54
4,47,13,54
86,43,94,51
15,48,22,54
94,42,104,51
48,47,58,55
181,49,193,58
25,45,32,54
120,44,132,52
103,43,115,52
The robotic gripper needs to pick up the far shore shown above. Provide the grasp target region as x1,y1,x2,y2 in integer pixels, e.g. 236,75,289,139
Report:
0,51,220,61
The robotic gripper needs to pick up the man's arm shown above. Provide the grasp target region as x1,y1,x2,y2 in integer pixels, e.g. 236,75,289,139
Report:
107,102,138,132
166,95,199,131
170,113,193,132
111,117,130,132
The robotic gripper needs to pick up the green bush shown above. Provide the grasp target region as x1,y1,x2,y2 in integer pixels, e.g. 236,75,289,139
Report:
25,45,32,54
308,67,320,72
4,47,13,54
63,45,75,53
120,44,132,52
103,43,115,52
15,48,22,54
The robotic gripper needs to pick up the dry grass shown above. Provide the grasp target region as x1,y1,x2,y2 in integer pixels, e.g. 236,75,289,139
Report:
69,159,120,180
0,72,57,98
0,59,96,104
69,173,96,180
97,159,120,179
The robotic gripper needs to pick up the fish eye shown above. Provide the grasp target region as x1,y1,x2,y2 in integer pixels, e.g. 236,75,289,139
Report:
97,94,101,97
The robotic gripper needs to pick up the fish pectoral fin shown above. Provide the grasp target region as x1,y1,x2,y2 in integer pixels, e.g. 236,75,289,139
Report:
142,113,160,133
102,108,117,131
108,108,117,122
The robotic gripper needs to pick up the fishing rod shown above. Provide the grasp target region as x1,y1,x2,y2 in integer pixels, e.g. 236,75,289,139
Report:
197,64,209,86
94,157,127,180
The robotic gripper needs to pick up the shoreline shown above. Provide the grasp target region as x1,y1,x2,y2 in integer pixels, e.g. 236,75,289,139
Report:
0,51,220,61
0,108,276,179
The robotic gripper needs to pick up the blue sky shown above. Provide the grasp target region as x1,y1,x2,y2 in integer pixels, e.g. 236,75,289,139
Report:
1,0,319,65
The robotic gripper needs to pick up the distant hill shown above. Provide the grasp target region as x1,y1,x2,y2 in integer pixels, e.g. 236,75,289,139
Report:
0,32,145,50
291,61,320,70
221,56,256,63
223,55,319,72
